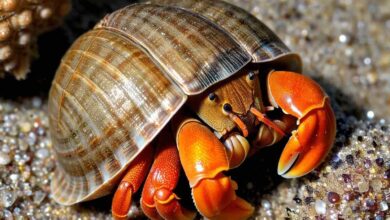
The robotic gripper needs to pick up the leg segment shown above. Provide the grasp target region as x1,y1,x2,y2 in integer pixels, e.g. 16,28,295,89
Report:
250,114,297,155
223,132,250,168
177,119,254,219
112,145,154,219
141,128,195,220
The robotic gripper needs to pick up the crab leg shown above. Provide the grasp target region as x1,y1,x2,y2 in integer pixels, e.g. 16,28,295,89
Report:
177,119,254,220
251,114,297,155
112,145,154,219
267,71,336,178
141,128,196,220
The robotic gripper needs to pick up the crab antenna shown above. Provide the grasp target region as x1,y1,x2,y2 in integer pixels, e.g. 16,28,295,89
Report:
228,113,249,137
250,107,286,136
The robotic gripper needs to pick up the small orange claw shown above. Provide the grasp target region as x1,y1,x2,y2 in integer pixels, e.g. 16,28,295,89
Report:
267,71,336,178
177,120,254,219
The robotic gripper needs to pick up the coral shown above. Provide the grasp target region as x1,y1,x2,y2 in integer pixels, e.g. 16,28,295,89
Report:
0,0,70,79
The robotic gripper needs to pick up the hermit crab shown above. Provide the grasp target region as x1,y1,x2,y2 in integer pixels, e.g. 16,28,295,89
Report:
48,0,336,219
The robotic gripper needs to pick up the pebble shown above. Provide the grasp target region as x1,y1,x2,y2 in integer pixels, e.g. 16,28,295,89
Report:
3,209,13,220
9,174,18,183
354,174,369,193
375,158,384,167
27,132,37,146
33,191,46,205
293,196,302,205
342,174,352,183
379,201,388,211
364,158,372,168
35,148,49,159
0,152,11,165
345,155,354,165
327,192,340,204
366,111,375,119
370,179,382,192
32,97,42,108
315,200,327,215
357,180,369,193
261,199,271,210
331,155,342,169
0,187,16,208
384,169,389,179
343,192,355,201
364,199,377,211
305,197,315,204
18,141,29,151
375,215,384,220
19,122,32,133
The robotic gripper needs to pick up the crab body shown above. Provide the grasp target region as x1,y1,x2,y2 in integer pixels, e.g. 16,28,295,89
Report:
49,0,336,219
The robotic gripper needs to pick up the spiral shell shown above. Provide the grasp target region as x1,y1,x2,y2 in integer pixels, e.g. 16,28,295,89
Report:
50,0,301,205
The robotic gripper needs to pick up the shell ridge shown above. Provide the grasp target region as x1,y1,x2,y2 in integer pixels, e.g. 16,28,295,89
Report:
51,80,104,183
94,26,189,96
100,3,251,95
58,60,126,183
143,0,295,65
51,27,189,204
66,31,178,145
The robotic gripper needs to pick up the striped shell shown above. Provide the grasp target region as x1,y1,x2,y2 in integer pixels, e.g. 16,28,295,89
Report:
49,0,302,205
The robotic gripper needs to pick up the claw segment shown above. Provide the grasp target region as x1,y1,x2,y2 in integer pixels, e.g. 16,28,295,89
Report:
278,99,336,178
177,120,230,187
177,120,254,219
154,193,196,220
191,174,254,219
141,129,195,220
268,71,336,178
155,188,180,205
112,146,153,219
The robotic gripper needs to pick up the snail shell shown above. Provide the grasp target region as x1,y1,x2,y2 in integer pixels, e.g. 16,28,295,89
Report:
49,0,301,205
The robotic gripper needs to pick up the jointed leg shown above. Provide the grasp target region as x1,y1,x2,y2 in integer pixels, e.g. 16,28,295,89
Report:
141,128,195,220
251,114,297,155
112,145,154,219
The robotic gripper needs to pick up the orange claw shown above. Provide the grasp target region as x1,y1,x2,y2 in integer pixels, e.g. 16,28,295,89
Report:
141,129,195,220
112,145,154,219
267,71,336,178
177,119,254,219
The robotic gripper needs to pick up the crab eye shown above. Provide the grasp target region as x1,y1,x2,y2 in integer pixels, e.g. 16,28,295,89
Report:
208,93,217,101
223,103,232,112
248,72,255,81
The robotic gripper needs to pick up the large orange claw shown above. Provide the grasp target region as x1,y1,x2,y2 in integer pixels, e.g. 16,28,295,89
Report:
267,71,336,178
177,119,254,219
